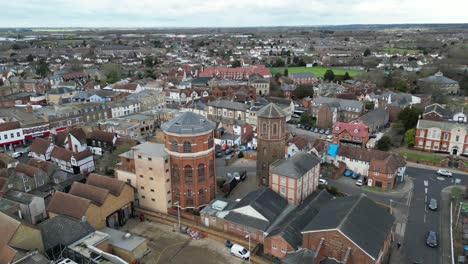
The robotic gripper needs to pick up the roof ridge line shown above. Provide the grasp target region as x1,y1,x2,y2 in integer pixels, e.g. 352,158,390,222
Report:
336,194,365,230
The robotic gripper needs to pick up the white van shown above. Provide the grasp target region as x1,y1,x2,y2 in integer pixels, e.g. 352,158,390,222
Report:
231,244,250,260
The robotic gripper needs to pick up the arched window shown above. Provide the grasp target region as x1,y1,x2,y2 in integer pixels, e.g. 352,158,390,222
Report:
171,140,178,152
199,189,206,205
198,164,205,182
183,141,191,153
184,165,192,183
207,136,214,149
172,165,180,183
174,188,180,203
272,123,278,135
186,189,193,207
262,122,267,136
209,160,214,178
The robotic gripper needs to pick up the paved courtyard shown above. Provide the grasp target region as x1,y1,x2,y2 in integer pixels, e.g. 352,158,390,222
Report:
122,218,244,264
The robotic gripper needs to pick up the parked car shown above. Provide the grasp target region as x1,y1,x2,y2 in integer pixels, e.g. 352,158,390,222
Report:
356,178,364,186
319,129,325,134
231,244,250,260
310,127,314,131
233,171,247,181
225,155,232,160
304,126,310,130
225,149,233,155
351,172,360,180
343,169,352,177
10,152,22,158
216,151,224,158
319,178,328,185
220,144,229,151
292,114,300,118
428,198,438,211
325,129,330,135
436,169,452,177
238,146,247,151
425,231,438,248
314,128,319,133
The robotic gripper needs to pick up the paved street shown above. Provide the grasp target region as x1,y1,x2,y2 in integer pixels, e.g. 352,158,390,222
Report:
327,165,467,264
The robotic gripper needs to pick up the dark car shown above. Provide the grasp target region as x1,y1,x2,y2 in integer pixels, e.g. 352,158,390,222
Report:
426,231,438,247
428,198,438,211
225,149,233,155
216,151,224,158
351,172,360,180
343,169,352,177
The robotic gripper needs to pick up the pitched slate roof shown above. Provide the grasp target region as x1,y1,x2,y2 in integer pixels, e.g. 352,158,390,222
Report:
419,72,458,84
86,173,124,196
257,103,286,118
417,119,468,131
282,248,316,264
30,138,52,155
271,153,320,179
69,182,109,206
225,188,289,231
161,111,216,135
302,194,395,260
47,192,91,220
38,215,94,251
312,96,363,113
423,104,452,119
207,100,250,111
267,190,333,250
357,109,389,126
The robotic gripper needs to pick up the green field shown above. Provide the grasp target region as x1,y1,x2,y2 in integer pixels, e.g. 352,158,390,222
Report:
399,152,444,163
269,66,363,78
383,47,421,54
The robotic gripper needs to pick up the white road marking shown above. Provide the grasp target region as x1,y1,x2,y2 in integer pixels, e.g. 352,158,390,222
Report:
400,223,406,236
437,176,446,181
425,196,427,203
424,180,428,187
425,188,428,194
424,214,426,223
455,178,461,184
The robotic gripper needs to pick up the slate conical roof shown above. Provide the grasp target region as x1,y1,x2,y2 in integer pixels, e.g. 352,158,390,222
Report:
257,103,286,118
161,111,216,135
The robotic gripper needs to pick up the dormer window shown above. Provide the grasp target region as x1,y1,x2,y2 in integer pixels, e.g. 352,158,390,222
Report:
354,128,359,133
335,126,339,130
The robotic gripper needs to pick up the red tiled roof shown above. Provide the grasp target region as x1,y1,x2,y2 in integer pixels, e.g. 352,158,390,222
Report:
30,138,51,155
0,122,20,132
114,83,138,90
51,147,92,161
199,65,271,78
15,163,41,178
69,182,109,206
333,121,369,138
86,173,125,196
47,192,91,220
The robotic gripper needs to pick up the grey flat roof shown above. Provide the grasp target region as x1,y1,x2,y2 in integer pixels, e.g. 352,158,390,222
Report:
133,142,168,157
101,227,146,252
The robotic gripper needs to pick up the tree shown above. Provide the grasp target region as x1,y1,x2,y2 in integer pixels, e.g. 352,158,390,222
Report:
284,69,289,77
26,54,34,62
102,64,121,83
324,70,335,81
396,80,408,92
231,60,241,68
404,128,416,147
35,58,49,77
300,112,316,126
397,107,423,131
144,56,155,68
365,101,375,110
376,136,392,151
293,84,314,99
343,72,351,80
363,48,371,57
273,58,285,67
70,59,83,71
97,143,136,175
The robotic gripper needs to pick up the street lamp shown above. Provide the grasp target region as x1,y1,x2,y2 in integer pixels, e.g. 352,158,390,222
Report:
174,201,181,228
245,232,251,264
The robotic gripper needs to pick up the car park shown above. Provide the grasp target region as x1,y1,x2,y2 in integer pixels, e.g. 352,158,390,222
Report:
319,178,328,185
425,231,438,247
436,169,452,177
216,151,224,158
230,244,250,260
224,149,233,155
319,129,325,134
428,198,438,211
343,169,352,177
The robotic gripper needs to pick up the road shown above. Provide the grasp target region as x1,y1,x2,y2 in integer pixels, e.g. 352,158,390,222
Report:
328,166,466,264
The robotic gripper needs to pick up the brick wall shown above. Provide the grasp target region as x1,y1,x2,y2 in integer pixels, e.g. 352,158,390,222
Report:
263,235,294,258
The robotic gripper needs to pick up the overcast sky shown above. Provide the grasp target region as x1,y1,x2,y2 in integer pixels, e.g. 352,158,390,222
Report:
2,0,467,27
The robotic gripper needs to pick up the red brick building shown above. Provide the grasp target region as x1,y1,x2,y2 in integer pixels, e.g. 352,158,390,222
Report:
332,121,369,148
415,119,468,156
161,112,217,210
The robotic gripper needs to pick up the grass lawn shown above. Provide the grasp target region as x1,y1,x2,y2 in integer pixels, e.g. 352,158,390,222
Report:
383,47,421,54
399,152,444,163
363,186,385,193
269,66,363,78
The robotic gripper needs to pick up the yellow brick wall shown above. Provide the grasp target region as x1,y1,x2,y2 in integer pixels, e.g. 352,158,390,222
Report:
9,224,44,253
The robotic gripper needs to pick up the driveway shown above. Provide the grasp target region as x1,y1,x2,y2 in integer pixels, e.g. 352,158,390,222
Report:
216,158,257,200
